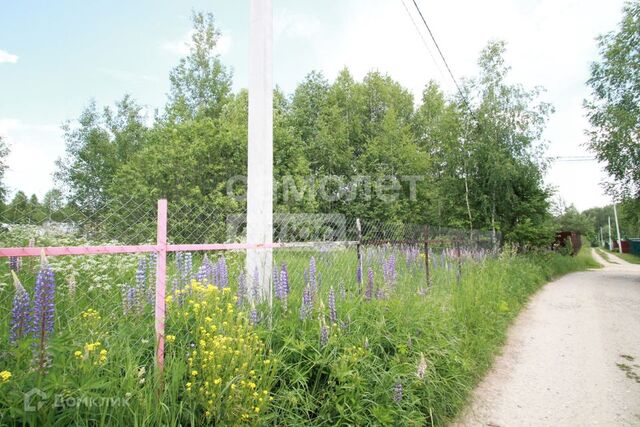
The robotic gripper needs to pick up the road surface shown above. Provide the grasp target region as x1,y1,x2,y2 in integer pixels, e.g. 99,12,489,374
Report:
455,249,640,426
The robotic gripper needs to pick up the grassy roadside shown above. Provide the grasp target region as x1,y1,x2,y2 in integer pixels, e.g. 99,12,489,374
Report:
606,249,640,264
0,246,599,426
265,248,599,426
596,248,612,262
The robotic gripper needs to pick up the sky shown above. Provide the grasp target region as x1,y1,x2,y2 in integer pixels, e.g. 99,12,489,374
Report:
0,0,627,211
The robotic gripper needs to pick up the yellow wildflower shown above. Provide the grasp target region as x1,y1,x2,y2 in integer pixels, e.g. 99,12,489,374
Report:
191,370,198,377
0,371,11,382
74,350,83,358
166,335,176,343
214,378,222,385
84,342,100,352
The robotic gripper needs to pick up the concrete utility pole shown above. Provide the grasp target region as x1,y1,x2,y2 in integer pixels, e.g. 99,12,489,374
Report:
608,216,613,251
613,203,623,254
246,0,273,305
600,227,604,248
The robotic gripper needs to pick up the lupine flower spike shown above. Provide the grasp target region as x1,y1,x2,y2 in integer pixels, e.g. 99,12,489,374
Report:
365,268,374,301
416,353,427,380
299,285,313,320
135,257,147,308
309,257,317,296
10,271,31,343
328,287,337,325
320,317,329,347
32,251,55,370
393,382,403,403
278,263,289,311
236,271,247,308
216,256,228,289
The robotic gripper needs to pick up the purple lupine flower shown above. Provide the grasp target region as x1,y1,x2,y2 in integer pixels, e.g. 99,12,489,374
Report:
148,252,157,285
196,255,212,284
365,268,374,301
272,264,280,297
236,271,247,308
249,307,259,326
383,254,396,287
339,281,346,300
309,257,317,294
182,252,193,286
32,257,55,369
9,272,31,343
123,284,137,314
252,267,260,302
393,382,403,403
135,256,147,307
328,287,337,324
175,252,183,282
320,320,329,347
9,256,19,272
216,256,228,289
388,254,396,284
299,285,313,320
278,263,289,310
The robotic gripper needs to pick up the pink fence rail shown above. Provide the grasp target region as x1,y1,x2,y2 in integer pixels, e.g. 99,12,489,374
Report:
0,199,309,375
0,199,361,376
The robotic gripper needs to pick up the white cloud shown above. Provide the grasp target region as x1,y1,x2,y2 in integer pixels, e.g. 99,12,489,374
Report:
99,68,161,83
0,118,64,199
274,8,322,40
0,49,18,64
161,30,232,56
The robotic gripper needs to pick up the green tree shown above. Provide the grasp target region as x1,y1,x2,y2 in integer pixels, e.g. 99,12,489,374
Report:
55,96,148,209
0,137,9,203
585,1,640,199
463,41,553,243
166,12,232,122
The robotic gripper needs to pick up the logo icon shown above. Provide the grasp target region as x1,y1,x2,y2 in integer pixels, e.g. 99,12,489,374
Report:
24,388,48,412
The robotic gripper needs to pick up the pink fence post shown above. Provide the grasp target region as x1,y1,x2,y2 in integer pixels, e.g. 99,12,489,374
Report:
155,199,168,378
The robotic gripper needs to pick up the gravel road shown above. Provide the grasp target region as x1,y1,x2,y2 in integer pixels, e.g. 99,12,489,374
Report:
454,249,640,426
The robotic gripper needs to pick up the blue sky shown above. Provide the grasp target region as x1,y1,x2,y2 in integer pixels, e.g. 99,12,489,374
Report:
0,0,627,210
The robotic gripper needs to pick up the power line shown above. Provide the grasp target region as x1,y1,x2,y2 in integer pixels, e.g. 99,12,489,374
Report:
399,0,446,83
549,156,597,162
410,0,465,100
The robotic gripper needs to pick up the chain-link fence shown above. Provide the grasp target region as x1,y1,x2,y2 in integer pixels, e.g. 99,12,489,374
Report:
0,199,498,376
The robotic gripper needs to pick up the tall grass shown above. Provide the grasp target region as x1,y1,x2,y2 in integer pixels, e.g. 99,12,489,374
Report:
0,244,596,426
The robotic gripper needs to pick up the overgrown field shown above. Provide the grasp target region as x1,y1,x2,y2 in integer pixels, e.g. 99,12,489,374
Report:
0,229,597,426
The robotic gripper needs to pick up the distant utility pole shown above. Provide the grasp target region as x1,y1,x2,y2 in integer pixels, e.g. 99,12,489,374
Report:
246,0,273,305
613,203,623,254
600,227,604,248
608,216,613,250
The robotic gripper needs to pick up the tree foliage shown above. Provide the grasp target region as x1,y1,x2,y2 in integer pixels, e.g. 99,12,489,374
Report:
585,1,640,199
52,14,557,247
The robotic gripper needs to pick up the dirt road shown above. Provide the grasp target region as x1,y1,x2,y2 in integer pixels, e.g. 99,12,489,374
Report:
455,250,640,426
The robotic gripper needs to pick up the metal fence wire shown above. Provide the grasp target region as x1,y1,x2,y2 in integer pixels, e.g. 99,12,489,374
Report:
0,199,499,379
